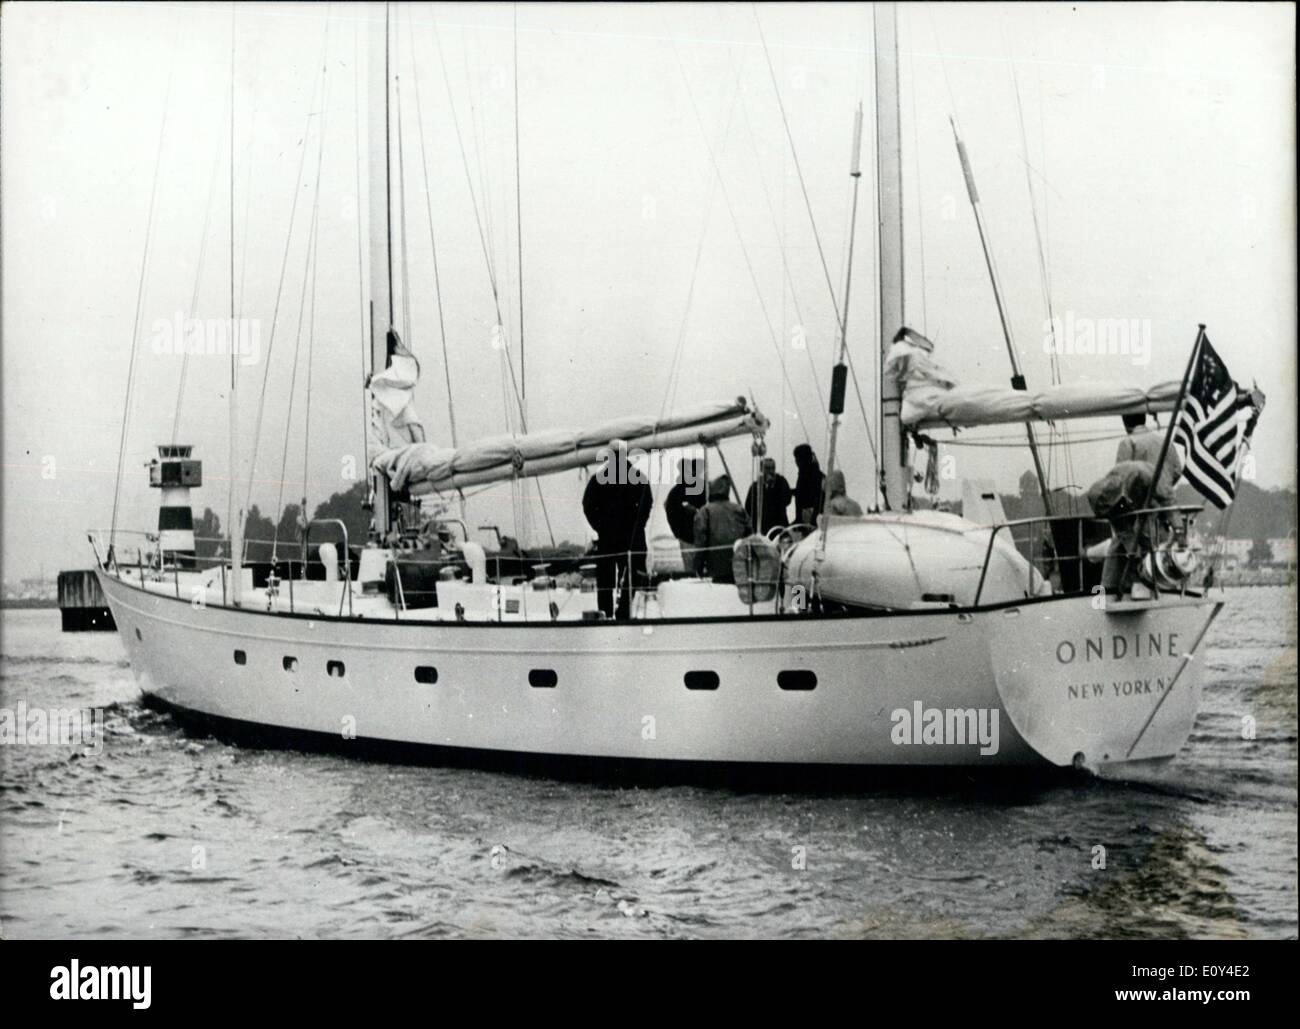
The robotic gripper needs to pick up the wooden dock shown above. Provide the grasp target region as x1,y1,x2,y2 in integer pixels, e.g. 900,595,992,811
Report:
57,569,116,632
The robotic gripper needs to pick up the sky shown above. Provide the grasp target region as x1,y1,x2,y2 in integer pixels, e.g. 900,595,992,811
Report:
2,1,1296,581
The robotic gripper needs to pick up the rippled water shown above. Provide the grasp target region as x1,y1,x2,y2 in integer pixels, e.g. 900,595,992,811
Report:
1,587,1295,939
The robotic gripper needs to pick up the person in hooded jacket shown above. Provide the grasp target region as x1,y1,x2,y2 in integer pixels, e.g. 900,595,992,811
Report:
693,475,751,583
824,469,864,518
793,444,825,525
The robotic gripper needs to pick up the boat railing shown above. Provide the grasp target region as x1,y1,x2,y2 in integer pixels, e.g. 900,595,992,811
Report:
972,503,1204,606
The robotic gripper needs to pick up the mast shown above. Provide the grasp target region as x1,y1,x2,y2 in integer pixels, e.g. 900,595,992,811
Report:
367,4,394,539
875,4,908,511
229,3,243,604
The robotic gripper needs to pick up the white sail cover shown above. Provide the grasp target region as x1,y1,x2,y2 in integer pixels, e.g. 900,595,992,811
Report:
888,328,1181,430
373,399,768,495
367,331,425,457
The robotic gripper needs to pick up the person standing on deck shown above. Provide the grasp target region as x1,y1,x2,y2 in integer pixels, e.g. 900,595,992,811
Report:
693,475,751,583
664,456,706,570
583,440,653,618
744,458,793,535
792,444,825,525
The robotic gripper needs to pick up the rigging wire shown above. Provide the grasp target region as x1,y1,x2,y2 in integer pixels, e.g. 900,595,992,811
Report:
354,18,371,495
657,64,740,424
666,33,814,439
396,72,413,343
752,4,842,326
241,12,331,520
407,7,457,446
171,104,228,445
110,42,177,561
514,1,525,415
427,8,553,547
428,12,527,424
733,68,827,418
272,37,329,562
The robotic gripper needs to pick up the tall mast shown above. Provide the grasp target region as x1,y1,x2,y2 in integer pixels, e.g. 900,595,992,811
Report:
875,3,908,511
367,4,394,538
229,3,243,604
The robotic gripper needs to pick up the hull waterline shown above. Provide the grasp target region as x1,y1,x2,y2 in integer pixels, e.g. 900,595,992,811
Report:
97,569,1222,775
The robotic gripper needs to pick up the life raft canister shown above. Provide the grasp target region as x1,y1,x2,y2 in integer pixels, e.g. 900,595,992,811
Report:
732,535,780,604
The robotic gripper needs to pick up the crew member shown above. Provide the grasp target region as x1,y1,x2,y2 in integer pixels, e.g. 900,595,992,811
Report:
1094,414,1183,597
583,441,653,618
693,475,751,583
744,458,793,535
793,444,825,525
664,456,706,570
824,469,864,517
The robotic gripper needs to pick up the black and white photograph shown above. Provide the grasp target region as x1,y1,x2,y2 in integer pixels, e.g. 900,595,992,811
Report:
0,0,1295,962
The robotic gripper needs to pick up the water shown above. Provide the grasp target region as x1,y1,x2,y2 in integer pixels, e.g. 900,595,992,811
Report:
1,587,1294,939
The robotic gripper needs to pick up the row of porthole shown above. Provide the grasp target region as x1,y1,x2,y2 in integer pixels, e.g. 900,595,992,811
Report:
233,650,817,693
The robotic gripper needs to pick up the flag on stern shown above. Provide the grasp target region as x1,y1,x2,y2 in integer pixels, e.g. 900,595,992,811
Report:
1170,333,1265,508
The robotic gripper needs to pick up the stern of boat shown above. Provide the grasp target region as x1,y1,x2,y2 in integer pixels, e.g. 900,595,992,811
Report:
986,593,1223,770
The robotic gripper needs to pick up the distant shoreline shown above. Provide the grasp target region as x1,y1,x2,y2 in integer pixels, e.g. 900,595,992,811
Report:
0,598,58,610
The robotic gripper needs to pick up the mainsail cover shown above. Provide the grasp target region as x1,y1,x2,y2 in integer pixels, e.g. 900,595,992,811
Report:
888,327,1182,430
373,399,768,495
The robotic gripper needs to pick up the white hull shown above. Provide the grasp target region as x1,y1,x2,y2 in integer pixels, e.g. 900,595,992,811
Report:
98,570,1222,771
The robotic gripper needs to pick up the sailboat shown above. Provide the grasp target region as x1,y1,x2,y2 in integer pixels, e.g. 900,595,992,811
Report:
92,5,1254,774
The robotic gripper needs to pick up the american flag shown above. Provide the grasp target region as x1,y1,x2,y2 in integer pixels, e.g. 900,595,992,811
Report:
1170,332,1264,509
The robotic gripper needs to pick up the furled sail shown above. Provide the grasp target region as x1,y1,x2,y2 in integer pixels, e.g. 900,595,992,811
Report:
888,327,1181,430
372,398,768,495
367,329,425,457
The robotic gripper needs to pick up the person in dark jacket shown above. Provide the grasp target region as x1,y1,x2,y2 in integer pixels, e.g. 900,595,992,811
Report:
693,475,751,583
744,457,793,535
793,443,825,525
664,457,706,568
583,441,653,618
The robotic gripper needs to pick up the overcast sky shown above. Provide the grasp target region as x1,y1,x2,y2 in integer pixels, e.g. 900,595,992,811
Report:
3,1,1295,580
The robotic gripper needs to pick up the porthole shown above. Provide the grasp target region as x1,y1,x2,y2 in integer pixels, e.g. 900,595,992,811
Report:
283,656,298,672
415,666,438,685
684,670,719,691
528,669,557,689
326,660,345,678
234,650,247,665
778,670,817,691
